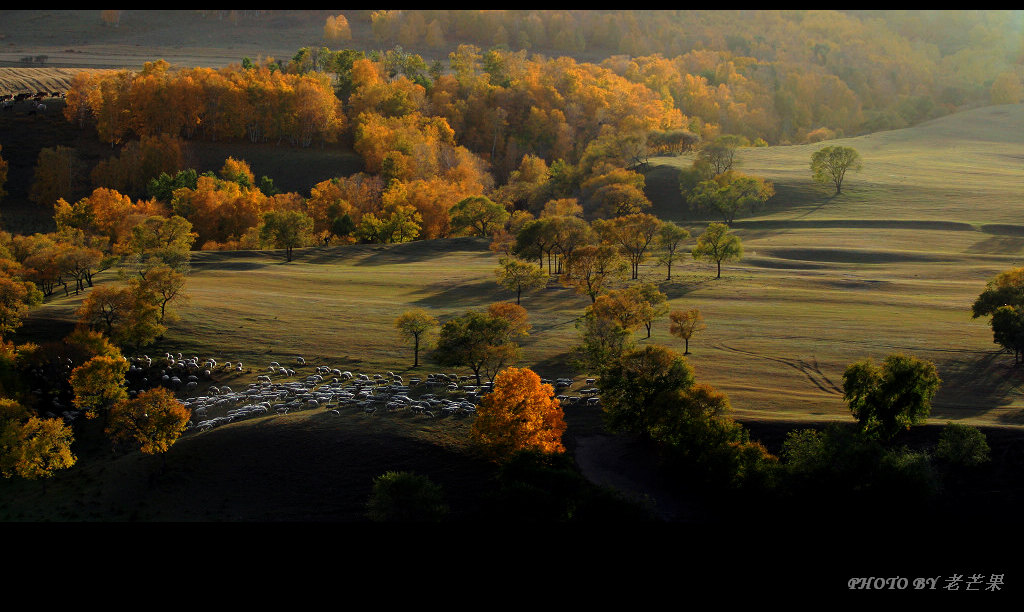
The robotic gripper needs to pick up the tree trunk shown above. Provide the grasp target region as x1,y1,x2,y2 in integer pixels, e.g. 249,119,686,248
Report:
684,338,689,355
716,260,722,279
516,286,521,305
413,336,420,367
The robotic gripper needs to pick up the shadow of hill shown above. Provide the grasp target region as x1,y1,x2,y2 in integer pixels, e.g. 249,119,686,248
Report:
0,414,497,522
411,279,503,310
348,237,492,267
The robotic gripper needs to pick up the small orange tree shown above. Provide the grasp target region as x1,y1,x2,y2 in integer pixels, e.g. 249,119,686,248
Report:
106,387,190,455
471,367,566,460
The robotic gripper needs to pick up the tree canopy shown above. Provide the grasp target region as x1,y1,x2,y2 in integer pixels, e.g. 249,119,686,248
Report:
842,354,941,441
471,366,567,459
810,145,862,195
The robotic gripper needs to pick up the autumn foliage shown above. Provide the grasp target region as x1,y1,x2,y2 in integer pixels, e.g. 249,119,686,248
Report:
106,387,191,455
472,367,567,459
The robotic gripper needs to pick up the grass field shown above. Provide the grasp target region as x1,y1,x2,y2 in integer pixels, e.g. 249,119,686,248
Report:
17,105,1024,430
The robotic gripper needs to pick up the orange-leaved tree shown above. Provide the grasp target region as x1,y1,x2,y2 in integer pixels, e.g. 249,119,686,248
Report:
471,366,566,460
106,387,190,455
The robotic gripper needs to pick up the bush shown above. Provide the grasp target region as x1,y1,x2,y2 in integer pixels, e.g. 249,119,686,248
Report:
365,471,448,522
934,423,991,468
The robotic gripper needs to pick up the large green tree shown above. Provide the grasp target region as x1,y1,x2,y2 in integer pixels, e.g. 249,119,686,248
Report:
842,354,941,441
450,195,510,237
971,267,1024,363
690,171,774,224
599,345,696,436
810,145,862,195
432,310,520,386
259,210,315,262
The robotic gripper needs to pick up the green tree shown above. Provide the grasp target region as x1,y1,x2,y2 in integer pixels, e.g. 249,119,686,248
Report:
366,471,448,522
656,221,690,281
972,267,1024,318
628,282,669,339
599,345,696,436
450,195,510,237
259,210,315,262
842,354,941,441
692,222,743,279
810,145,862,195
571,311,634,375
934,422,991,469
394,308,438,368
990,305,1024,364
689,171,774,224
432,310,519,386
495,257,548,305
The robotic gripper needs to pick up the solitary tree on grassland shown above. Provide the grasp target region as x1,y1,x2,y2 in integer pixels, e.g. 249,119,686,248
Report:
472,367,567,459
692,222,743,279
669,308,706,355
810,145,862,195
842,353,941,441
971,267,1024,363
395,309,438,368
989,305,1024,365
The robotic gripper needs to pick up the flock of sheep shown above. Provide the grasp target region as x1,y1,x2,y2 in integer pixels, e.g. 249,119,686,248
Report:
125,353,602,434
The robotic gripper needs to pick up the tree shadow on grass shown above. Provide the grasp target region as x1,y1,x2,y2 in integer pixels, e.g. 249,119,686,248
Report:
657,275,717,300
931,350,1024,422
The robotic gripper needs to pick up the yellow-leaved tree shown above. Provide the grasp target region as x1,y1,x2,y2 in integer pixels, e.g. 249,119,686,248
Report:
471,367,566,460
106,387,190,456
0,398,76,480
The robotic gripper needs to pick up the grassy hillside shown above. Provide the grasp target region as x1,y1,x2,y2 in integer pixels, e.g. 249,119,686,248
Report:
18,106,1024,428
